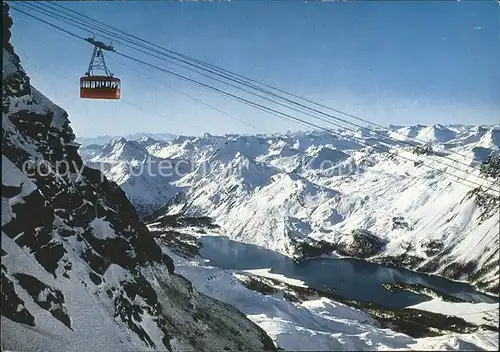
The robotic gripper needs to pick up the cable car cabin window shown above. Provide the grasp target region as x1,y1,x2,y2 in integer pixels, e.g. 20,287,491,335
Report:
80,78,120,99
81,79,120,90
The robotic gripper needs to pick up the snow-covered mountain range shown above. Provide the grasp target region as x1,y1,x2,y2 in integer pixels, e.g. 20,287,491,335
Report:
81,124,500,295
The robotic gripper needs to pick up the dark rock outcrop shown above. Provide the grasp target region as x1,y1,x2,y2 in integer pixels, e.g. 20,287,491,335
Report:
337,229,387,258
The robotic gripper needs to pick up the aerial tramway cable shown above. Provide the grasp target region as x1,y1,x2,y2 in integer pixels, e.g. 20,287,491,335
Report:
9,3,499,193
22,1,493,175
9,3,496,191
22,1,495,185
42,0,485,167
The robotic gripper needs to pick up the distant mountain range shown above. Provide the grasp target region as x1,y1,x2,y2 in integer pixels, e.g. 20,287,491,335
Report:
76,132,177,146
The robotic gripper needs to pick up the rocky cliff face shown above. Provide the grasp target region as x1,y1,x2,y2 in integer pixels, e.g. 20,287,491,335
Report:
1,4,275,350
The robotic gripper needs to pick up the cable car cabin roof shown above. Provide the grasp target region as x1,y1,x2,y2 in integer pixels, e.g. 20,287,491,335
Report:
80,76,121,82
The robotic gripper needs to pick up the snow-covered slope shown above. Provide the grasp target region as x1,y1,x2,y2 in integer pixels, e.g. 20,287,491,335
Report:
415,124,457,143
85,123,499,294
1,4,275,351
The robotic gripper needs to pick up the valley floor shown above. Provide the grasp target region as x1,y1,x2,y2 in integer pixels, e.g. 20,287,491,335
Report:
155,229,499,351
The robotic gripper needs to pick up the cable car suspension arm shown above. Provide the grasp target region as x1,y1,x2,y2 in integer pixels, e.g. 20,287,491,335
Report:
85,37,114,77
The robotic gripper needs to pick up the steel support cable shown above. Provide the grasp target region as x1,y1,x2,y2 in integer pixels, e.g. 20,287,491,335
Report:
9,3,493,192
28,1,495,180
16,3,394,139
19,2,316,126
18,2,494,189
30,1,494,182
9,4,497,193
44,0,485,166
10,3,312,135
115,62,266,133
111,51,498,192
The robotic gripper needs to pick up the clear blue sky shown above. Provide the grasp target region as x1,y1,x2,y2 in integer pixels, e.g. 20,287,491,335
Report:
9,0,500,137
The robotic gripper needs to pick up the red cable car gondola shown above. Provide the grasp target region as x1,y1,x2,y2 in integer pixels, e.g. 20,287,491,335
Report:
80,76,121,100
80,37,121,100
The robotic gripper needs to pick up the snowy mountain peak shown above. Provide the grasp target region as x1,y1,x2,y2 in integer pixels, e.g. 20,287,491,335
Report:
136,135,159,146
415,125,456,143
96,137,150,162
